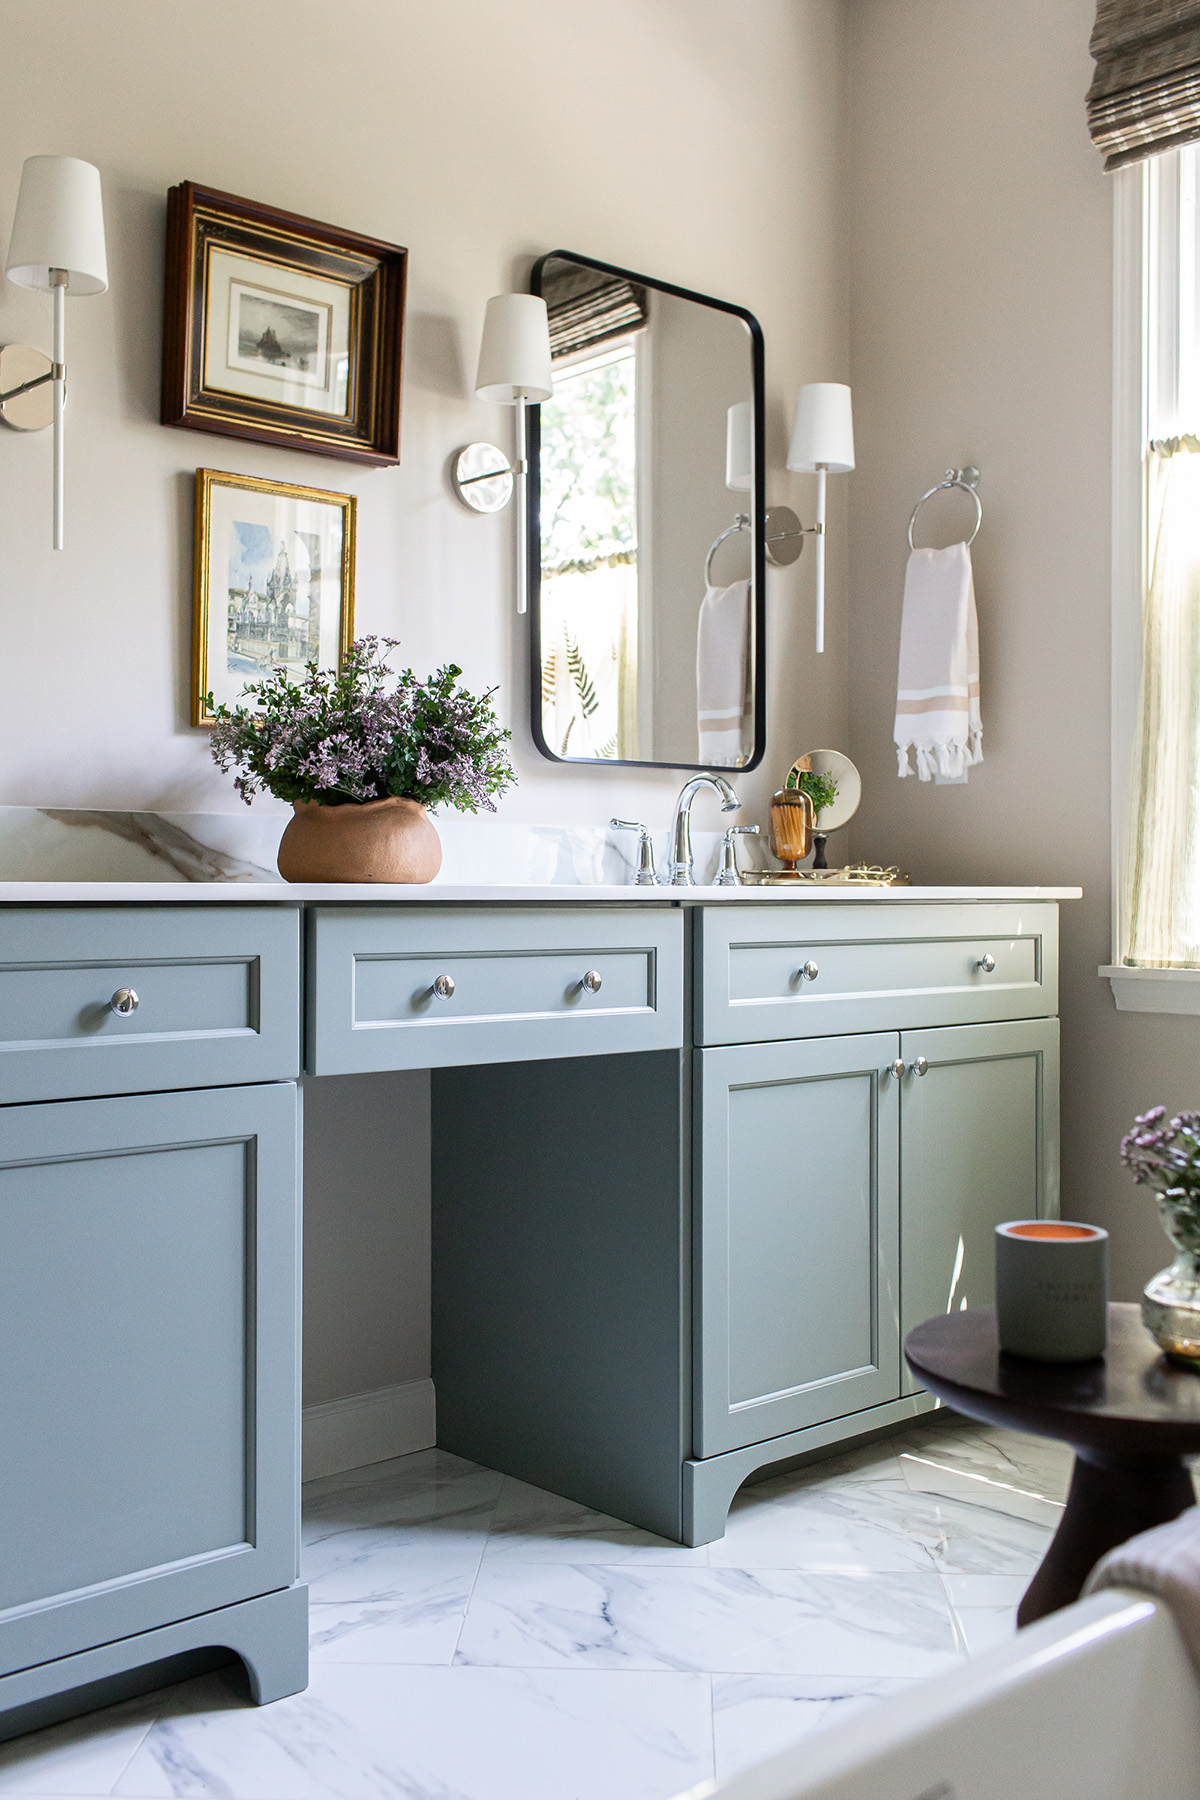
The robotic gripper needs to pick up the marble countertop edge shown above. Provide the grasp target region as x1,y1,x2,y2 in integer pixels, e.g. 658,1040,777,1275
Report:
0,881,1085,904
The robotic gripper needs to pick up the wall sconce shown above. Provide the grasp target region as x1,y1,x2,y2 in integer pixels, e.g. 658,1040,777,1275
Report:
1,156,108,550
452,293,553,615
787,382,855,654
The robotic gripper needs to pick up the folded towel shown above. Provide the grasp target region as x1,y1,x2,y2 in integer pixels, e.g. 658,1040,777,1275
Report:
1084,1504,1200,1675
894,542,983,781
697,578,752,765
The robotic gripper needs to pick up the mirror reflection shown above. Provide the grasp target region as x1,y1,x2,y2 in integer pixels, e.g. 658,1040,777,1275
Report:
530,253,763,770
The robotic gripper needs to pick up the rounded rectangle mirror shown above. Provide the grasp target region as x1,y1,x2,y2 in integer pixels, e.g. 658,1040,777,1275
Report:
528,251,765,771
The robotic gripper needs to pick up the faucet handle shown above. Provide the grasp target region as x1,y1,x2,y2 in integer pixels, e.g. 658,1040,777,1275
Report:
715,823,760,887
611,819,660,887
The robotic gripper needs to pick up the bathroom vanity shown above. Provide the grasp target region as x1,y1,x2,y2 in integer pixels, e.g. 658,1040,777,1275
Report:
0,881,1071,1738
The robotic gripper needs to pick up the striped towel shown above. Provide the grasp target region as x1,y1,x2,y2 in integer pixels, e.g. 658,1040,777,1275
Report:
894,542,983,781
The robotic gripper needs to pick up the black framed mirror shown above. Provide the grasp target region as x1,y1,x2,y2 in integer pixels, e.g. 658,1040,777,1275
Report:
528,251,765,771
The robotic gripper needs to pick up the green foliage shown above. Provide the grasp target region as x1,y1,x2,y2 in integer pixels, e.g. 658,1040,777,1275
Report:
786,769,840,818
565,630,599,719
207,636,516,813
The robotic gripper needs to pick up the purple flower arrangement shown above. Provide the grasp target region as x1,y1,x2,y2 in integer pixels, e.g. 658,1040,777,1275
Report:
1120,1106,1200,1256
209,637,516,813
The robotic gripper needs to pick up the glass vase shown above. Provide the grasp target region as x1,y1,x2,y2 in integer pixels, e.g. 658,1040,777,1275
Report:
1143,1249,1200,1366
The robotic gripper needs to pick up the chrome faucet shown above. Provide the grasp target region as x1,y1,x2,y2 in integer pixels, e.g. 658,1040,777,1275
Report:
669,774,740,885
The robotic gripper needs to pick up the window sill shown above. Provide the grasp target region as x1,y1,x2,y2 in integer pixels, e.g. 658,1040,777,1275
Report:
1101,965,1200,1014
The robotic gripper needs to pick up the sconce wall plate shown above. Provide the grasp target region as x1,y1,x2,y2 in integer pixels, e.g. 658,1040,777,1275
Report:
452,441,515,514
0,344,54,431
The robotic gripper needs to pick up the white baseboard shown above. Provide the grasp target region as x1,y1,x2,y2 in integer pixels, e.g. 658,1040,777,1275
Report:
302,1377,436,1481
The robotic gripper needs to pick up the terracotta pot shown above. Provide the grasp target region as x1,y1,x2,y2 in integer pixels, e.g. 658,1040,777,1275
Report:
276,797,442,884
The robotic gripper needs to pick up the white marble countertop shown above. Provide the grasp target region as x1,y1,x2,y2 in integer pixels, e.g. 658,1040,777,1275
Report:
0,881,1083,904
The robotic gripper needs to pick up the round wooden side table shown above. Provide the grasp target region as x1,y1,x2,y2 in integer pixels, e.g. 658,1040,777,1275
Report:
904,1303,1200,1626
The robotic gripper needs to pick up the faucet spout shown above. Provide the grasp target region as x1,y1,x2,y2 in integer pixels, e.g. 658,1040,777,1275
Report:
669,774,741,886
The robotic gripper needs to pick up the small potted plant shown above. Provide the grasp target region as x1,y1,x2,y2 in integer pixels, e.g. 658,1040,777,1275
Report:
1120,1106,1200,1364
209,637,516,883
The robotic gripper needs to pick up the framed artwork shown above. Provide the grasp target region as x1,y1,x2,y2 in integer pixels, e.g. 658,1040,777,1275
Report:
163,182,407,465
192,468,356,726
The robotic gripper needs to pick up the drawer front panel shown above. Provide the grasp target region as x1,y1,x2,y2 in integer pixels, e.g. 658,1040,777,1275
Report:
308,907,685,1073
696,903,1058,1044
0,908,300,1102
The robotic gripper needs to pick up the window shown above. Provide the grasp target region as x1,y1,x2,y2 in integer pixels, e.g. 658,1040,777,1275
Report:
538,338,640,761
1107,147,1200,1006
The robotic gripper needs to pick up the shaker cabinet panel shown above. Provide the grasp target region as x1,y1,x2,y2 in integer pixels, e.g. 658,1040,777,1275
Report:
0,1082,300,1679
899,1016,1060,1394
695,1033,901,1457
694,903,1058,1045
0,907,300,1103
307,907,684,1072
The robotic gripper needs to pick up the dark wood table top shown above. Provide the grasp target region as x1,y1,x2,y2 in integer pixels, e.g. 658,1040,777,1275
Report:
905,1303,1200,1461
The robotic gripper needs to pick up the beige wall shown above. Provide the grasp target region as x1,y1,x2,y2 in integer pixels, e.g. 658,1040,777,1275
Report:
0,0,849,1407
845,0,1197,1297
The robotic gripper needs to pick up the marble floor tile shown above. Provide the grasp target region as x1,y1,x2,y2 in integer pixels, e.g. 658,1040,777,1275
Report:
950,1604,1020,1657
454,1563,961,1677
711,1674,915,1780
112,1663,713,1800
308,1582,474,1666
302,1448,503,1534
897,1421,1071,1526
482,1477,710,1566
712,1471,1052,1576
0,1693,158,1796
301,1506,493,1604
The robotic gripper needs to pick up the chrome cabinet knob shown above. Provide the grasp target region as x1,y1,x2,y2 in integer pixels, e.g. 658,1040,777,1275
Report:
109,987,139,1016
800,960,819,982
910,1055,929,1077
888,1057,907,1080
582,969,603,994
432,974,456,1000
977,953,997,973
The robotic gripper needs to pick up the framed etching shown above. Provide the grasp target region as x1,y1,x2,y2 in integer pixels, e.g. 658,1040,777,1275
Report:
192,468,356,726
163,183,407,465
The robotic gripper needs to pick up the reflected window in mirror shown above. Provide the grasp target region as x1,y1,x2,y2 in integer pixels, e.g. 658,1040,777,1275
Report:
530,252,765,773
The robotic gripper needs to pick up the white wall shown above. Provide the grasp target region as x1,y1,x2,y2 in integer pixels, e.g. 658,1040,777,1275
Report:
0,0,849,1409
845,0,1195,1298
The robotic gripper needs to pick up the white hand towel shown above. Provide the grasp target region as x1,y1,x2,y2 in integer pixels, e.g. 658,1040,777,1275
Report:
697,579,752,765
1084,1505,1200,1676
894,541,983,781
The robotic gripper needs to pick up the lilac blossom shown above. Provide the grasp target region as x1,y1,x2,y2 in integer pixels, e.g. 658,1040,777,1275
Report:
208,637,515,813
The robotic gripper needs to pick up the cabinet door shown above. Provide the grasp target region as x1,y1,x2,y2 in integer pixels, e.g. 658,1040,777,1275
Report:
0,1082,300,1678
900,1017,1059,1393
696,1034,900,1458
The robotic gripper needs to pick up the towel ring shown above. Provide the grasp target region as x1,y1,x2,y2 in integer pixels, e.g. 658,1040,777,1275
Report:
704,506,809,586
907,467,982,551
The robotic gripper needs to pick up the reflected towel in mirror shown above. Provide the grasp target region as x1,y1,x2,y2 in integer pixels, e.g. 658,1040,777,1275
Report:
697,578,752,765
894,541,983,781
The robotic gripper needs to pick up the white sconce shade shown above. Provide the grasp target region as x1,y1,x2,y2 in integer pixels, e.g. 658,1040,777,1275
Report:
474,293,552,403
5,155,108,294
725,399,752,492
787,381,854,474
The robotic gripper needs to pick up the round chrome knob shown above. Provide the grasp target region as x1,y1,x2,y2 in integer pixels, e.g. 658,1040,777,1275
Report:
910,1056,929,1077
888,1057,907,1080
109,987,139,1016
977,953,996,973
432,974,456,1000
800,960,819,982
582,969,603,994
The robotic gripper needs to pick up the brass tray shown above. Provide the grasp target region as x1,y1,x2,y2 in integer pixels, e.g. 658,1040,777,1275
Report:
740,864,910,888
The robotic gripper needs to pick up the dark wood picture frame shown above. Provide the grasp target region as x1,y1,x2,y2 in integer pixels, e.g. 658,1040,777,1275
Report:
162,182,407,466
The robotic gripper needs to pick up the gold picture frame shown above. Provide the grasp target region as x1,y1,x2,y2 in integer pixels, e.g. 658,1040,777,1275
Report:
192,467,356,727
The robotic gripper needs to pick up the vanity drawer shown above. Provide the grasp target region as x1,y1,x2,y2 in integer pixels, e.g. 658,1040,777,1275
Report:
695,902,1058,1044
0,907,301,1103
307,907,684,1073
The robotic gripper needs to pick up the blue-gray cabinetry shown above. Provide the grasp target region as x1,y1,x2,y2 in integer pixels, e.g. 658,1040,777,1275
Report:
0,909,305,1744
434,901,1061,1548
